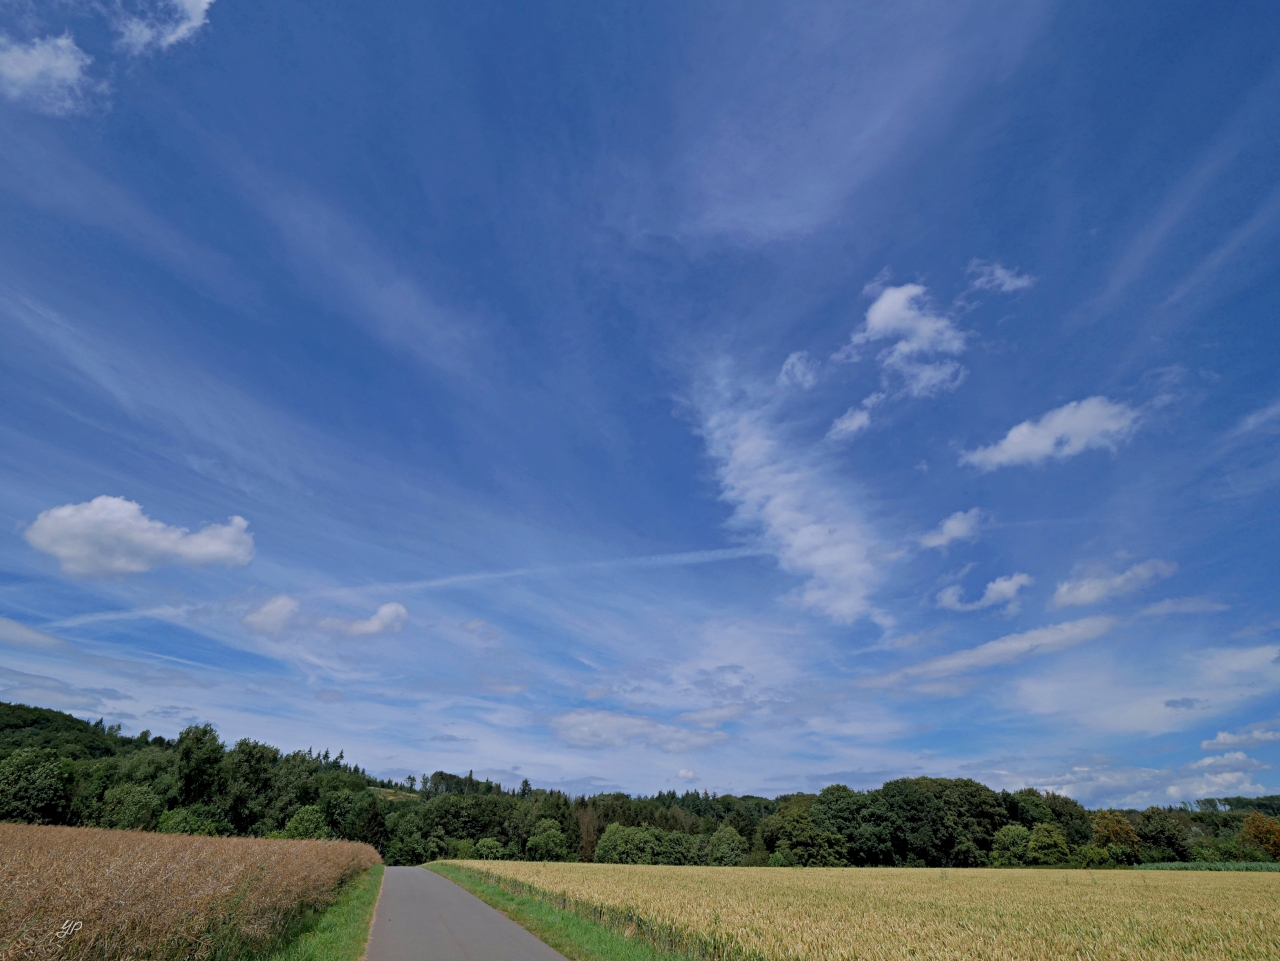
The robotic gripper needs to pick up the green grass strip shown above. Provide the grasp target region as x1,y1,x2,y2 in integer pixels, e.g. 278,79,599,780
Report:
1135,861,1280,871
255,864,384,961
430,863,698,961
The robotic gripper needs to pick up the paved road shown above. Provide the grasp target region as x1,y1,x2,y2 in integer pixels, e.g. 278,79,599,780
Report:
364,866,569,961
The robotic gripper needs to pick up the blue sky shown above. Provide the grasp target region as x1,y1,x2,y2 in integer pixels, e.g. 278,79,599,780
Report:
1,0,1278,806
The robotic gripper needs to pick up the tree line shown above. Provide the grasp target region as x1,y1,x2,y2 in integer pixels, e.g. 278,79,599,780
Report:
2,701,1278,868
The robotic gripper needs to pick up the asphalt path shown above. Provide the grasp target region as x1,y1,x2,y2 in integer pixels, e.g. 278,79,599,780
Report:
364,866,569,961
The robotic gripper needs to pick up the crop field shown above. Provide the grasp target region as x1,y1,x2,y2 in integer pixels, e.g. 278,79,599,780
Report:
453,861,1280,961
0,823,381,961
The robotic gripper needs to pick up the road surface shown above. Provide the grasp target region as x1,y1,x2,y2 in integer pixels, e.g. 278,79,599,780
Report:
364,866,569,961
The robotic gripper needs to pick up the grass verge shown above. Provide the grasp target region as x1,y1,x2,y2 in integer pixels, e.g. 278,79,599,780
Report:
429,863,695,961
255,865,384,961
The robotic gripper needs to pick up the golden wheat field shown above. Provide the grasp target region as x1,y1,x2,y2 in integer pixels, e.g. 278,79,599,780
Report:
453,860,1280,961
0,823,381,961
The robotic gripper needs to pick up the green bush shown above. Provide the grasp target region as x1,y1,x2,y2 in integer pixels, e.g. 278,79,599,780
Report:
157,805,222,836
525,819,570,861
990,824,1030,866
0,748,72,825
1026,822,1070,865
707,823,748,866
1071,844,1114,868
474,837,505,859
100,783,164,830
283,805,332,839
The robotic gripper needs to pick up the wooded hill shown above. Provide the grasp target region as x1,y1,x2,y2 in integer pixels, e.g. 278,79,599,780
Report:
2,701,1277,867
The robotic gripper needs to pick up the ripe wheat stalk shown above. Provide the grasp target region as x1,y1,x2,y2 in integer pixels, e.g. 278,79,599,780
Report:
0,824,381,961
454,860,1280,961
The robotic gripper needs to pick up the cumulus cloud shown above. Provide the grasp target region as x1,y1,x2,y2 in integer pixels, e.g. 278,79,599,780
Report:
967,259,1036,293
0,34,95,115
698,393,879,623
878,616,1115,685
919,508,982,549
677,768,698,781
116,0,217,54
776,351,818,389
1201,727,1280,750
242,595,300,635
317,602,408,637
551,709,729,752
937,573,1033,614
1051,560,1176,608
960,397,1140,471
835,284,968,398
24,496,254,577
1140,597,1229,616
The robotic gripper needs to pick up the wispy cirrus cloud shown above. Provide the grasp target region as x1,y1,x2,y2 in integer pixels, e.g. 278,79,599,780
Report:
1051,559,1176,608
551,708,730,753
876,616,1116,687
966,259,1035,293
1140,596,1229,617
242,595,300,636
116,0,218,55
696,374,881,625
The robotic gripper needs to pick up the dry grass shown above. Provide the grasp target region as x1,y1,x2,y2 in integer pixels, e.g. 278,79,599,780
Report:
454,861,1280,961
0,823,381,961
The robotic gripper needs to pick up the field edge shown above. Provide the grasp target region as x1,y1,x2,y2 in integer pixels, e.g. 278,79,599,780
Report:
253,863,385,961
429,862,701,961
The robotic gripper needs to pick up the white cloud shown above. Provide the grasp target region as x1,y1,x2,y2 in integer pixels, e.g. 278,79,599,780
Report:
551,709,729,752
967,259,1036,293
0,34,94,116
919,507,982,549
677,768,698,781
1201,727,1280,750
0,617,67,652
1034,755,1270,807
698,393,879,624
242,595,299,635
1017,645,1280,736
24,496,254,577
937,573,1033,614
117,0,217,54
827,407,870,439
960,397,1140,471
1189,751,1270,772
776,351,818,389
317,602,408,637
879,616,1115,685
1051,559,1176,608
1230,399,1280,436
835,284,968,398
1140,596,1229,616
676,704,748,728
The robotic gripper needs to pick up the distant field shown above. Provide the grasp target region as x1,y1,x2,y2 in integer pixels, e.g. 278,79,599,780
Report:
0,823,380,961
453,861,1280,961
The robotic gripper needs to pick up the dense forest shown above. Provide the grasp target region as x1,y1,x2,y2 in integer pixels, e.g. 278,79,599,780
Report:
3,701,1278,868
